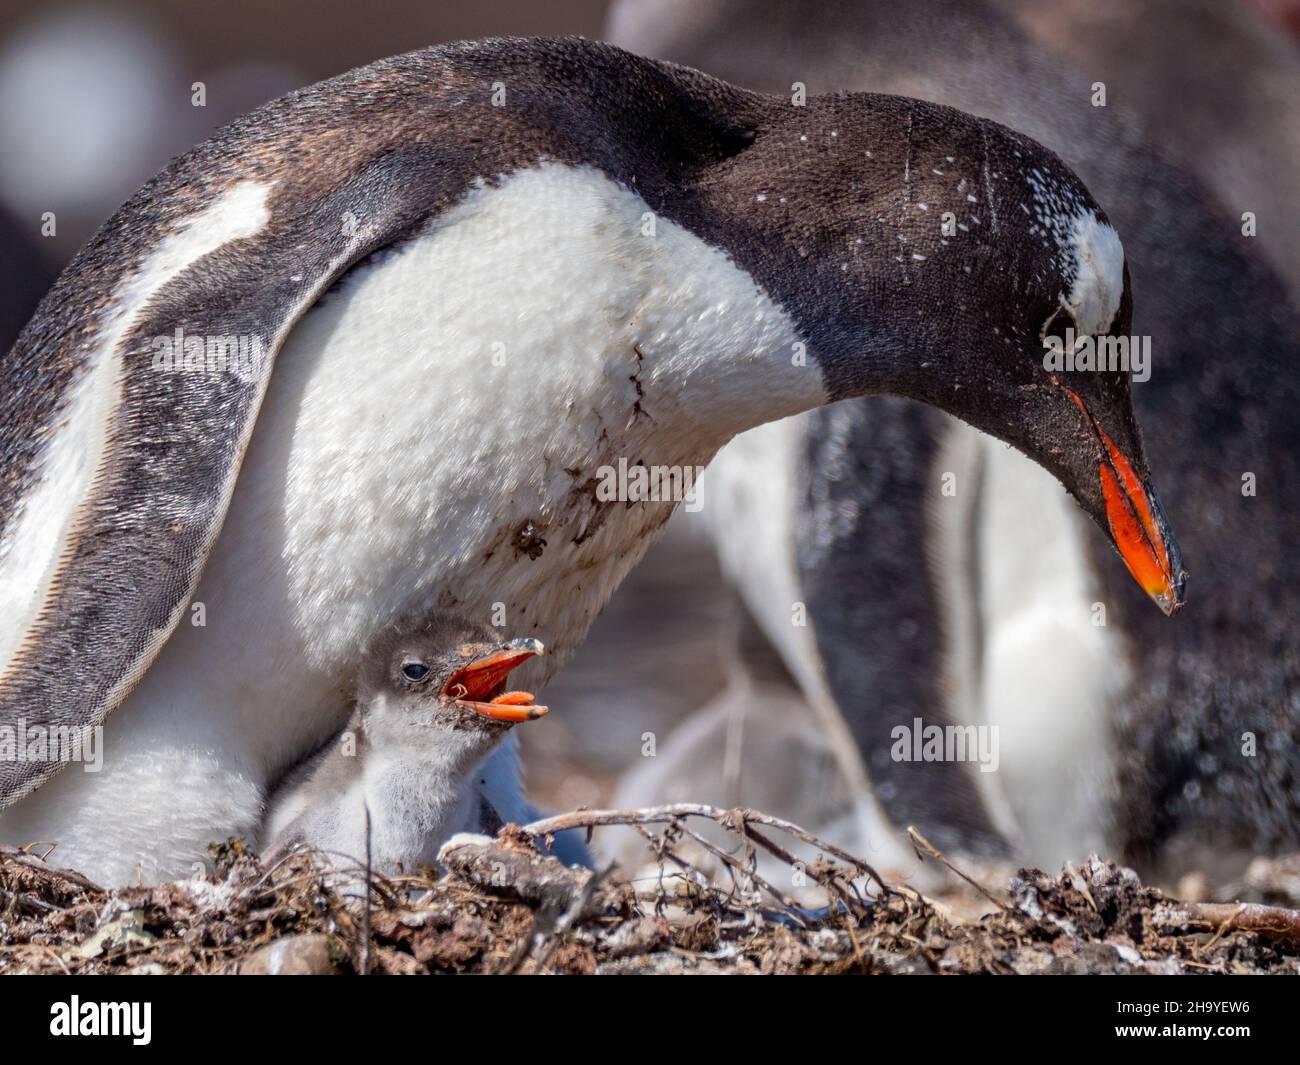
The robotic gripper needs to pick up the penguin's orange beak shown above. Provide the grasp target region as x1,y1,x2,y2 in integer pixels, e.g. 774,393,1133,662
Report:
444,638,549,722
1063,388,1186,615
1096,431,1184,614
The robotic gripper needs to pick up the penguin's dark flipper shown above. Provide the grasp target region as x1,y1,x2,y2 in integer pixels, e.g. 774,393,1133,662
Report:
0,128,484,809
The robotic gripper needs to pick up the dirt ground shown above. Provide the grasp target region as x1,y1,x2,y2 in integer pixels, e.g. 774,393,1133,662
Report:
3,807,1299,975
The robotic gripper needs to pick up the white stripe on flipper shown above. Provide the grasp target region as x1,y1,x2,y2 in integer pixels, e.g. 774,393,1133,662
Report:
0,181,273,676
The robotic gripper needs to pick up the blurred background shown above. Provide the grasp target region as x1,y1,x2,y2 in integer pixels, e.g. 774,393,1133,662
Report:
1,0,1297,888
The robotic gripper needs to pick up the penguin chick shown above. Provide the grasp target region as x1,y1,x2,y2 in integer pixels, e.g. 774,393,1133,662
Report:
261,612,548,874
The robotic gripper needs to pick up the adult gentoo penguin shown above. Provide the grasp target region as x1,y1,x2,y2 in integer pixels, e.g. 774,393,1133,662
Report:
262,611,548,873
611,0,1299,878
0,37,1183,884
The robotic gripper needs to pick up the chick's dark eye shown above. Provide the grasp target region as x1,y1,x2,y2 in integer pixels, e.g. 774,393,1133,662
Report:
401,661,430,682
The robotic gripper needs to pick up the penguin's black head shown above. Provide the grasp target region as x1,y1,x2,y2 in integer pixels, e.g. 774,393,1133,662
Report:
357,612,548,731
693,91,1185,613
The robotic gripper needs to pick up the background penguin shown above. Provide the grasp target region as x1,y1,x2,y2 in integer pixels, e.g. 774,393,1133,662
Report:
0,37,1182,884
608,0,1300,883
262,611,550,874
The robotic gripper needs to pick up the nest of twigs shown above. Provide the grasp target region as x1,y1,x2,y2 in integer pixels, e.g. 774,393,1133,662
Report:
2,804,1299,974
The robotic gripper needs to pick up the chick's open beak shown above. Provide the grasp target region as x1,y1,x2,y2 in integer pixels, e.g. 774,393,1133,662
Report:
444,637,549,722
1063,388,1187,615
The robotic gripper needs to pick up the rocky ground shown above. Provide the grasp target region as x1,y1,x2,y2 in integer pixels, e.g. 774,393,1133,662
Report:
3,807,1299,975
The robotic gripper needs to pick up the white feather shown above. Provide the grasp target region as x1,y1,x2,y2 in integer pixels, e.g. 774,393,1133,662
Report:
0,182,272,675
1064,211,1125,335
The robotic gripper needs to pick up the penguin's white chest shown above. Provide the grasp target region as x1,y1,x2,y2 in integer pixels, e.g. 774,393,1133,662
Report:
1,164,821,882
199,164,818,763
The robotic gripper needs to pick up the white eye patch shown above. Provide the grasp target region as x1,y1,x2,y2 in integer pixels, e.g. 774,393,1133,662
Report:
1062,211,1125,336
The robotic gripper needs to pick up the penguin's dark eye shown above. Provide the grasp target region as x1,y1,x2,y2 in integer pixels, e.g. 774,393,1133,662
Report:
1043,309,1081,349
400,661,430,682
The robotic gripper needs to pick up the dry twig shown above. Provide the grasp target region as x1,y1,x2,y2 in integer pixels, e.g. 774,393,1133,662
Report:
907,826,1007,911
1176,900,1300,947
522,803,894,898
